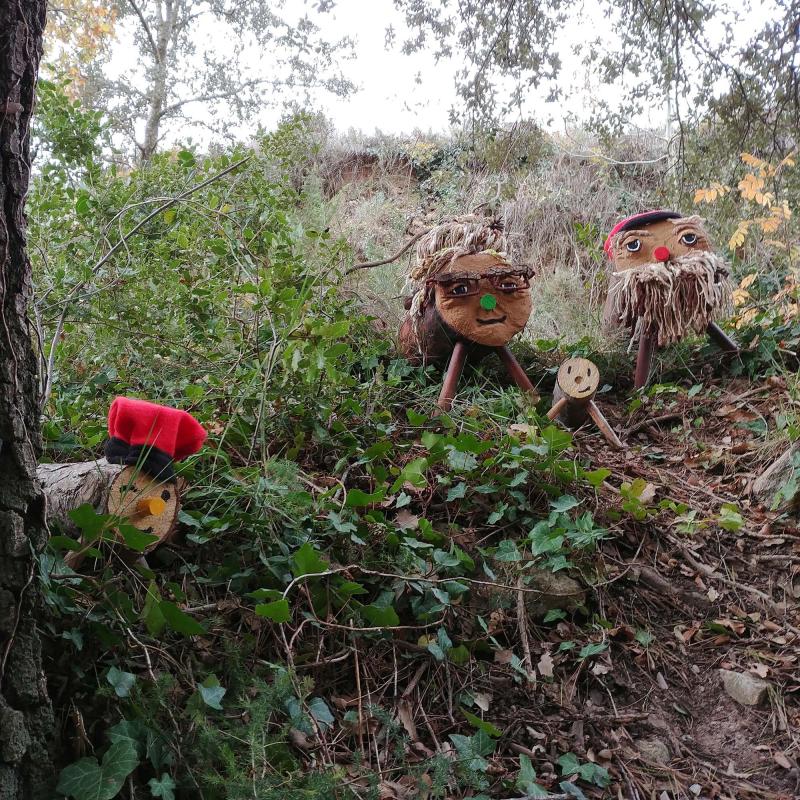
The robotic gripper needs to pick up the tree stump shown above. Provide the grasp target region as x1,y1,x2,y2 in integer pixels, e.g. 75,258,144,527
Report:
38,459,182,566
547,358,624,449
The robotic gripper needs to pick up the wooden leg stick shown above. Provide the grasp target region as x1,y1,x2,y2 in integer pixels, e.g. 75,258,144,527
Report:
437,340,467,412
497,346,537,397
588,401,624,449
706,321,739,353
546,396,568,421
634,328,655,389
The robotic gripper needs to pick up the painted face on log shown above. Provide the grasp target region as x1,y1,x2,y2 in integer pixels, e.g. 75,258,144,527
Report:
432,253,533,346
611,216,712,270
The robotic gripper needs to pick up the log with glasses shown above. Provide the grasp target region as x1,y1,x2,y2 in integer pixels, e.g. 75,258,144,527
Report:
398,217,537,411
602,211,739,388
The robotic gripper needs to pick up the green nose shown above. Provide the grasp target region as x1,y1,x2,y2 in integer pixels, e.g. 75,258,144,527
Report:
480,294,497,311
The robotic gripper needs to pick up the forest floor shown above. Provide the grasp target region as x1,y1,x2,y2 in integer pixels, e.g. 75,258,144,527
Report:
312,368,800,800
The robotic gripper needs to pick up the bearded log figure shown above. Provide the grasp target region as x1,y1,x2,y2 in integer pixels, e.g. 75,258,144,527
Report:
602,210,739,388
398,217,537,410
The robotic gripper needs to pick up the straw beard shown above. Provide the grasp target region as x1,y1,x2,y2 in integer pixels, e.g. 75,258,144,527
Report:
608,251,732,347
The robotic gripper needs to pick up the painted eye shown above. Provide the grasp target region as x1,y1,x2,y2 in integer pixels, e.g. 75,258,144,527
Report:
625,239,641,252
448,283,471,296
680,233,698,245
498,279,520,290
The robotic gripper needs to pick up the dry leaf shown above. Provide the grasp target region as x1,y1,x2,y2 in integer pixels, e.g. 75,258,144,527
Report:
773,751,793,770
395,509,419,530
473,692,492,711
537,651,554,678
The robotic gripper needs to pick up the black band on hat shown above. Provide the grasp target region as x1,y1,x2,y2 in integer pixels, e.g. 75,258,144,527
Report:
105,437,176,482
618,210,682,232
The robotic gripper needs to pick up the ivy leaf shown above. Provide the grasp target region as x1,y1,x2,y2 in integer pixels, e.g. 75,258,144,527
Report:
462,708,503,738
56,740,139,800
550,494,580,512
148,774,176,800
345,488,385,507
255,598,291,623
446,482,467,502
361,604,399,627
107,720,147,756
117,523,159,553
106,666,136,698
198,682,226,711
292,542,328,577
158,601,205,636
308,697,335,730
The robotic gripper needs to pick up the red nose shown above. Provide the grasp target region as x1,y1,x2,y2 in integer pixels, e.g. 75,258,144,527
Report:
653,246,671,262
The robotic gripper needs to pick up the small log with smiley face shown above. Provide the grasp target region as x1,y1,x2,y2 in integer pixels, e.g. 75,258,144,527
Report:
602,210,738,388
398,218,537,411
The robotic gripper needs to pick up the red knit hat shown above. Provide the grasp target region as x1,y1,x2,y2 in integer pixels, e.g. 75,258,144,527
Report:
106,397,206,480
603,210,682,258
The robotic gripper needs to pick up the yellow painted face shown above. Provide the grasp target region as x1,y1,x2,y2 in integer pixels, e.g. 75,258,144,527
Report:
433,253,533,346
611,217,712,271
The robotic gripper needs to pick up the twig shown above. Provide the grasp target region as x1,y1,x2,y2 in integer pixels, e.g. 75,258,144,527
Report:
516,574,535,684
626,413,684,436
344,229,430,275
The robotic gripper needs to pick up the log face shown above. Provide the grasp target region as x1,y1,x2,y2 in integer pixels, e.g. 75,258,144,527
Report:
552,358,599,428
37,461,181,559
107,467,180,549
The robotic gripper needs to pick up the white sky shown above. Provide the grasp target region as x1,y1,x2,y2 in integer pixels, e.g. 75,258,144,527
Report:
96,0,772,147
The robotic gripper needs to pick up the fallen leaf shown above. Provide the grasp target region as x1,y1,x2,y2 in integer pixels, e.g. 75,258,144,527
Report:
537,651,554,678
473,692,492,711
773,751,793,769
395,510,419,530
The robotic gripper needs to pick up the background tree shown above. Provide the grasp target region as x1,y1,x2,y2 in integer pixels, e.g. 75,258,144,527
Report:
60,0,355,160
0,0,55,798
391,0,799,170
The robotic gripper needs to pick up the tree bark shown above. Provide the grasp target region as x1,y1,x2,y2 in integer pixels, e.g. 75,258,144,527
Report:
0,1,55,797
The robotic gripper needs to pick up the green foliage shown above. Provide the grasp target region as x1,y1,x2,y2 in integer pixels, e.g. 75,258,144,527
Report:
57,741,139,800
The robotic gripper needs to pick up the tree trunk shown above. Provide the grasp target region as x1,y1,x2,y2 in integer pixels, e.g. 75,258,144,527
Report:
0,1,55,797
140,2,176,160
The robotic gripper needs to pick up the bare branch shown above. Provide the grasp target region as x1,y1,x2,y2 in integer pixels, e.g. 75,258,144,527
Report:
125,0,160,61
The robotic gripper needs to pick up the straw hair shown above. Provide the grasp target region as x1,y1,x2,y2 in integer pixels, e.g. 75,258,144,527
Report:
408,216,508,284
608,252,731,347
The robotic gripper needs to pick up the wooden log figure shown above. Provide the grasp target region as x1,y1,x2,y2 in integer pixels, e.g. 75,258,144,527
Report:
397,216,537,410
39,397,206,567
602,211,739,388
547,358,623,449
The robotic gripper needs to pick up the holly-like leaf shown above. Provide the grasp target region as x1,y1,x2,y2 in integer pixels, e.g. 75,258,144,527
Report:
56,740,139,800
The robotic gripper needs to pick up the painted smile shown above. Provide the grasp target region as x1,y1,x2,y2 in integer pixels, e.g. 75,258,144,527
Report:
476,315,507,325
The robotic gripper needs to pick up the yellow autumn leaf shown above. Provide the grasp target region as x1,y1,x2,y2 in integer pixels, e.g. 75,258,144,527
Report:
759,215,782,234
728,220,752,249
734,308,760,329
739,273,757,289
731,288,751,307
738,173,765,201
741,152,768,170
